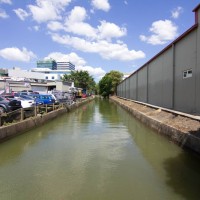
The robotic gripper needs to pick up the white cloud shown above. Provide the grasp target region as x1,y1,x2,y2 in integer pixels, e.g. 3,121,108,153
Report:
124,1,128,5
76,65,106,80
33,26,39,31
28,0,72,23
47,6,126,41
97,20,127,40
0,0,12,4
44,52,86,66
64,6,97,38
91,0,110,12
50,33,145,61
0,47,36,62
171,6,183,19
68,6,87,22
0,9,9,18
47,21,65,31
13,8,29,20
139,20,178,45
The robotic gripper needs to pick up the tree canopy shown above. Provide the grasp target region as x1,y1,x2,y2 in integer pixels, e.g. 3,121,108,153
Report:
98,75,112,98
98,70,123,98
62,70,96,92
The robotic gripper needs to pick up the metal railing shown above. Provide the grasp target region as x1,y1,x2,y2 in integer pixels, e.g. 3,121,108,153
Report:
0,102,69,127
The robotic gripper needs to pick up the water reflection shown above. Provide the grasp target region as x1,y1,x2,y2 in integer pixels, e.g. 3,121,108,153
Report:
163,152,200,200
117,103,200,200
0,99,200,200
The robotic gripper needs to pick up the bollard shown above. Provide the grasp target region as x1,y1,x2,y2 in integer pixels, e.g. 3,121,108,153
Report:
21,108,24,121
34,106,37,117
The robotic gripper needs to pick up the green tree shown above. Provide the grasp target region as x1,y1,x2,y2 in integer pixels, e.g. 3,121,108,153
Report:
98,70,123,97
107,70,123,95
99,75,112,98
62,70,96,92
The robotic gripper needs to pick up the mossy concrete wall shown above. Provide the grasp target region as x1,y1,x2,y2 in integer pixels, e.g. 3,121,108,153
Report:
110,96,200,154
0,97,94,142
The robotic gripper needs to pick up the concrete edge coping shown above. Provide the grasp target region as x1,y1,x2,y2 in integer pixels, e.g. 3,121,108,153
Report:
112,96,200,154
117,96,200,121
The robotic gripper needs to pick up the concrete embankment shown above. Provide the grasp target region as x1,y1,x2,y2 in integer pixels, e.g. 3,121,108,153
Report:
0,97,94,142
110,96,200,154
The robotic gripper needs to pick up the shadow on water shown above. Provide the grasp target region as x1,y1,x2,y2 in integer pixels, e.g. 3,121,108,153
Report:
163,152,200,200
115,101,200,200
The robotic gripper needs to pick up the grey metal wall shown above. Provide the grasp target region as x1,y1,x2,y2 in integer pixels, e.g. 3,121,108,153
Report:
117,6,200,114
196,10,200,113
137,67,148,103
174,31,197,113
129,74,137,100
148,49,173,108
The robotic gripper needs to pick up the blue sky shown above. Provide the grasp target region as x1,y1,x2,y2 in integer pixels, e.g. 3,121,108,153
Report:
0,0,199,81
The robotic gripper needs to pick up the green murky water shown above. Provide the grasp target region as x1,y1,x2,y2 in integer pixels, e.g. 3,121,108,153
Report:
0,99,200,200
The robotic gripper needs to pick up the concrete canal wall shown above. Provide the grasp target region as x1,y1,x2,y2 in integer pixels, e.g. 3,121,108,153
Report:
110,96,200,154
0,97,94,142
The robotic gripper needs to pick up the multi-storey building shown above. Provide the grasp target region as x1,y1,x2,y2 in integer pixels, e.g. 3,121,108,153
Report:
56,62,75,71
37,59,57,70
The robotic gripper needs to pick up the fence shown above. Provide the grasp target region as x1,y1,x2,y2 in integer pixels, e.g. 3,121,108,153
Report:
0,102,72,127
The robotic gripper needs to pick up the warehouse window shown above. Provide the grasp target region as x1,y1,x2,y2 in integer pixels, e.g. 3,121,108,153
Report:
183,69,192,79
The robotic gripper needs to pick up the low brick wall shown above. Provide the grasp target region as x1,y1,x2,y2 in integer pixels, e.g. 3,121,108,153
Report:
110,96,200,154
0,97,94,142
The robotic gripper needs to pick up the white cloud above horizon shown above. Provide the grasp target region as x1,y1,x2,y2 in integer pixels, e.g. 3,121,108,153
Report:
0,0,12,4
171,6,183,19
91,0,110,12
139,20,178,45
13,8,29,21
28,0,72,23
0,47,36,62
44,52,87,66
0,9,9,18
50,33,145,61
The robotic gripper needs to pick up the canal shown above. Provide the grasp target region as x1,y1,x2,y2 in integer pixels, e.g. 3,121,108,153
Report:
0,98,200,200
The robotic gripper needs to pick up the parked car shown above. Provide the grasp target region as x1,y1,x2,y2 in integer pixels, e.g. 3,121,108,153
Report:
28,94,44,105
14,92,28,97
1,93,15,100
0,96,22,114
17,95,35,108
30,94,55,105
82,93,87,98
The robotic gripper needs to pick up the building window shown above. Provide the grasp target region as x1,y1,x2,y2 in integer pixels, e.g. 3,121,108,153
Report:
52,76,54,79
183,69,192,79
45,76,48,79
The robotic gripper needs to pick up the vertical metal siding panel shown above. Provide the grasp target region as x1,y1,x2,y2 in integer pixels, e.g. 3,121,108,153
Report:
137,67,147,102
130,74,137,100
174,31,196,113
148,49,173,108
120,82,122,97
126,78,130,99
148,58,163,106
121,82,123,97
120,83,122,97
123,81,125,98
195,10,200,113
124,80,127,98
162,49,173,108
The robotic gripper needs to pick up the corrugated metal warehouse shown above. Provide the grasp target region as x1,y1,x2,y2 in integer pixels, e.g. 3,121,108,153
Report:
117,4,200,114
